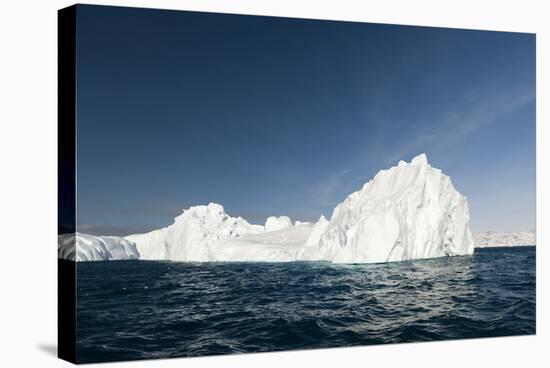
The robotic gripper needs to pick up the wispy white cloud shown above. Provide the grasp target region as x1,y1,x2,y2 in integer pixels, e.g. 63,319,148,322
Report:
311,168,355,207
309,168,372,210
309,77,535,216
381,81,535,165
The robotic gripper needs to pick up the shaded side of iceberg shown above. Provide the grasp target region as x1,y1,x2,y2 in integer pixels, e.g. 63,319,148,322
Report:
58,233,140,261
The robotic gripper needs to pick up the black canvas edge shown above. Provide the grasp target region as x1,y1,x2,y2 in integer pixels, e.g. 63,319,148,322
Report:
72,3,536,36
58,4,77,364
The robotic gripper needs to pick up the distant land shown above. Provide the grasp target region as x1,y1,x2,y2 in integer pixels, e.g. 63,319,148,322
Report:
474,231,536,248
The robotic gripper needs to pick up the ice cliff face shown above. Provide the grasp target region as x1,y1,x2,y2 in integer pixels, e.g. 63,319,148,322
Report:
125,228,168,260
474,231,536,247
58,233,140,261
300,154,474,263
296,215,329,260
126,203,264,261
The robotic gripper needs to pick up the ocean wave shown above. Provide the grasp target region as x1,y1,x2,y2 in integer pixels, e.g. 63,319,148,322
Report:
76,246,536,363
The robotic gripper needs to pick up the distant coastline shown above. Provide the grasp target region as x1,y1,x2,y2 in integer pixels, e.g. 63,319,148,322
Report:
474,231,536,248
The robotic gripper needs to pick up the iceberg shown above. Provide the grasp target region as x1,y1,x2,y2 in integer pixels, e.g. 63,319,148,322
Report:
300,154,474,263
127,205,310,262
126,203,264,261
117,153,475,264
58,232,140,261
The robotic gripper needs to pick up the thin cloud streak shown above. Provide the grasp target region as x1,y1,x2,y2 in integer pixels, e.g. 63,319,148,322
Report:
382,84,535,166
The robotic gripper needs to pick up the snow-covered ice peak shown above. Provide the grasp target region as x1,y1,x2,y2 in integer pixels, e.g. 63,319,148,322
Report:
411,153,428,165
298,215,330,259
127,203,264,261
177,203,225,220
398,153,427,168
265,216,292,232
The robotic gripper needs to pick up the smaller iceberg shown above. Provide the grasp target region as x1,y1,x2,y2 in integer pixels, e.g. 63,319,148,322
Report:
126,203,264,261
58,232,140,261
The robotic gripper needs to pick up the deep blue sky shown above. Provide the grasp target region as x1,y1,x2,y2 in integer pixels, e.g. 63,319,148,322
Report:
76,5,535,236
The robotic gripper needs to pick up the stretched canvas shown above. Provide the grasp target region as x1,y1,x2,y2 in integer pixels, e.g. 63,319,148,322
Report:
58,4,536,364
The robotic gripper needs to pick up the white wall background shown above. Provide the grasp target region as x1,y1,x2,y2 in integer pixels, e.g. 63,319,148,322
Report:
0,0,548,366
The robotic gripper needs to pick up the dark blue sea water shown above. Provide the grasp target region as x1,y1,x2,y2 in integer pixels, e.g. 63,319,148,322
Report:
76,246,536,363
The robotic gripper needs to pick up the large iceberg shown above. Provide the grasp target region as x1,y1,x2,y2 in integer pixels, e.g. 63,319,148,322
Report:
58,233,140,261
299,154,474,263
121,154,474,264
